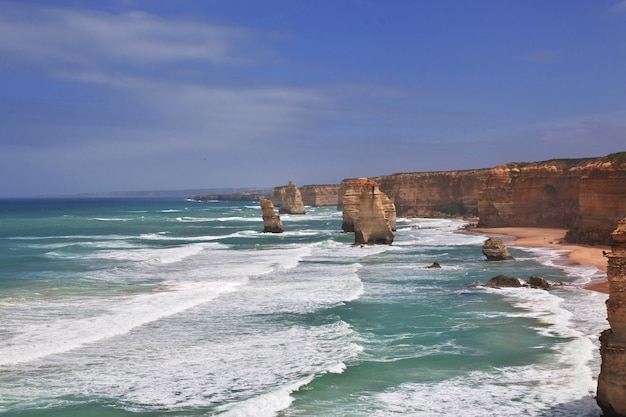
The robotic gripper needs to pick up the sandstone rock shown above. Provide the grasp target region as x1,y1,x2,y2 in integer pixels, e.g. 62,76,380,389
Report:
342,178,396,233
342,152,625,246
373,169,490,218
300,184,340,206
341,178,394,245
260,198,283,233
598,217,626,416
279,181,306,214
483,275,522,289
527,276,550,289
481,237,514,261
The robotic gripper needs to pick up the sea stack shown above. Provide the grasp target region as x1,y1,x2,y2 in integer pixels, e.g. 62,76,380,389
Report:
260,198,283,233
342,178,396,233
598,217,626,416
342,178,395,245
481,237,514,261
270,181,306,214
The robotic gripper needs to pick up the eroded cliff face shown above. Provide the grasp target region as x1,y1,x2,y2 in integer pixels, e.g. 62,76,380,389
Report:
374,170,491,218
477,161,583,228
597,218,626,416
300,184,340,206
566,156,626,244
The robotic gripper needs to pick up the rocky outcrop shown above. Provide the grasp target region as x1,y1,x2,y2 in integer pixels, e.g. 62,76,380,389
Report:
270,181,306,214
483,275,522,288
260,198,283,233
300,184,340,206
342,178,396,234
527,276,550,289
598,218,626,416
341,178,394,245
481,237,514,261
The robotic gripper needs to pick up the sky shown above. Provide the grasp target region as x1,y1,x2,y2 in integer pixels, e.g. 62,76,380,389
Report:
1,1,626,197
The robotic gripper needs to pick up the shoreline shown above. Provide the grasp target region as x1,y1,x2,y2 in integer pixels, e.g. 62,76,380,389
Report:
470,227,609,293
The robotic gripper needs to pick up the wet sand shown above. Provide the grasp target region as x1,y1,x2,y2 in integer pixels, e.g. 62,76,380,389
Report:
472,227,609,293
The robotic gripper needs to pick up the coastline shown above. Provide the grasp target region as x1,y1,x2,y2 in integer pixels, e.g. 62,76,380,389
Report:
471,226,609,293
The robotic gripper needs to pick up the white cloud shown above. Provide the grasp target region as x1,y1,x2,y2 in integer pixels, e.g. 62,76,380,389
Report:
0,2,262,77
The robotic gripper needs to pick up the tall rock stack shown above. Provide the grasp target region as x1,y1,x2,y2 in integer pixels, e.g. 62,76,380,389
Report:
598,217,626,416
341,178,395,245
271,181,306,214
260,198,283,233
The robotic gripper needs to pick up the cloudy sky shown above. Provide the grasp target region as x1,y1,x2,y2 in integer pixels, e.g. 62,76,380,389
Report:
1,0,625,197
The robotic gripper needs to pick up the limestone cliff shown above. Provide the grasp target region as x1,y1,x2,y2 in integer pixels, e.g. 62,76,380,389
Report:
477,160,583,229
566,154,626,244
354,152,625,245
342,178,394,245
260,198,283,233
270,181,306,214
597,218,626,416
374,170,491,218
300,184,340,206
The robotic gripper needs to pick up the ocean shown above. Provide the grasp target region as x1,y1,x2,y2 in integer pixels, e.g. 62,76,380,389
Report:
0,197,609,417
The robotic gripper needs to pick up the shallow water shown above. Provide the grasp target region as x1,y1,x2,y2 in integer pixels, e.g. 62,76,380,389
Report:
0,198,608,416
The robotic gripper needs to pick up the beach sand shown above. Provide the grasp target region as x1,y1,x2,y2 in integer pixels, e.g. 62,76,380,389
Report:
472,227,609,293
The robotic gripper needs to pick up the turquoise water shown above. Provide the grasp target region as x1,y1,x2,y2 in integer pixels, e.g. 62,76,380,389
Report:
0,198,608,416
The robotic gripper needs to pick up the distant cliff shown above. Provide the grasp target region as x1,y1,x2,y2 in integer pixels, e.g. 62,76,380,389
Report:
343,152,625,245
300,184,340,206
373,170,491,218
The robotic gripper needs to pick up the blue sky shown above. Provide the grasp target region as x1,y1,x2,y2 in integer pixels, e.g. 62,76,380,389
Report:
1,0,625,197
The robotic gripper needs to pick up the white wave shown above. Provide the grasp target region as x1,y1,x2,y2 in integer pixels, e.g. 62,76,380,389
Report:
0,281,242,366
216,377,314,417
176,216,258,223
93,217,130,221
514,246,605,286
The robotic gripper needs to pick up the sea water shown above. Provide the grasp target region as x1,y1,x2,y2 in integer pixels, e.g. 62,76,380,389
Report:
0,198,608,416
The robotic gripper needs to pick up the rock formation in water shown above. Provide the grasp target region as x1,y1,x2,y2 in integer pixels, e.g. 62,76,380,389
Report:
300,184,340,206
341,178,394,245
342,178,396,234
342,152,626,245
260,198,283,233
483,275,522,288
270,181,306,214
481,237,514,261
527,276,550,289
598,217,626,416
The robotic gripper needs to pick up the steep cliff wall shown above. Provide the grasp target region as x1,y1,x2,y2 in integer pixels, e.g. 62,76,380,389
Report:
597,218,626,416
477,160,584,228
374,170,491,218
300,184,340,206
566,155,626,244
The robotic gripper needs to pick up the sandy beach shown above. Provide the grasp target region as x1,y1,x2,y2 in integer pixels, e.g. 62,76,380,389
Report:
472,227,609,293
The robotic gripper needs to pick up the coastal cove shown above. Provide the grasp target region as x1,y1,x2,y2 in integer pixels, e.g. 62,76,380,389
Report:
471,227,609,292
0,198,610,416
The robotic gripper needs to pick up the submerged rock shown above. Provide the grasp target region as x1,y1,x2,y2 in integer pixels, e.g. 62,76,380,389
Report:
483,275,522,289
426,262,441,269
527,276,550,289
481,237,514,261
